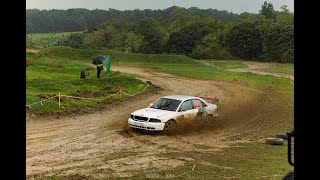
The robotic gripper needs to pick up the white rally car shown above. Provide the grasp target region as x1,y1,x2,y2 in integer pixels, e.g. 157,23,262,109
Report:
128,95,218,134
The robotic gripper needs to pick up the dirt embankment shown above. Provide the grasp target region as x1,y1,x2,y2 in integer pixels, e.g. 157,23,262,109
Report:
26,66,293,179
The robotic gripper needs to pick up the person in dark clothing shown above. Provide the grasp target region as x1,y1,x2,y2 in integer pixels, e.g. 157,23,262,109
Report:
97,63,103,78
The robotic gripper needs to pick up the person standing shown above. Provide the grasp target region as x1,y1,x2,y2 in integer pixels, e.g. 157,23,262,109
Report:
96,62,103,78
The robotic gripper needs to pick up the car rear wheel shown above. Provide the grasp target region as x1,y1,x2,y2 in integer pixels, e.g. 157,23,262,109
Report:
163,120,176,135
206,114,214,121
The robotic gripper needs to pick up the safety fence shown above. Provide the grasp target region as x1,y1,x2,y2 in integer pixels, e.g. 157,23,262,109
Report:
26,85,149,109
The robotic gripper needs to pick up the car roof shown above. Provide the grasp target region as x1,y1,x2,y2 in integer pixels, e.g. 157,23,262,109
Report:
161,95,201,101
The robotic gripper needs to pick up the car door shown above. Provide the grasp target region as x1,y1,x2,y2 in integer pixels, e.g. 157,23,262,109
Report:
177,100,198,120
192,99,206,117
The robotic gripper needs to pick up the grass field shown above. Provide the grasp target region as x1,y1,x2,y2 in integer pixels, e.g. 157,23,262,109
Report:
266,63,294,75
144,62,292,103
26,52,147,114
36,46,294,103
208,60,249,69
27,32,83,49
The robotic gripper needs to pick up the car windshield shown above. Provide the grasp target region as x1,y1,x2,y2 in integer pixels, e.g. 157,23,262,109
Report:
150,98,181,111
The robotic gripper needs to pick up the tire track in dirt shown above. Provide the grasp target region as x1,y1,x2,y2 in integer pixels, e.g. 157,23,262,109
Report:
227,61,294,81
26,66,293,179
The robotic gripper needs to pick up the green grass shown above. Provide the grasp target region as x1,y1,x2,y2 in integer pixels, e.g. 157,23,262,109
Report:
130,142,293,179
266,64,294,75
208,60,249,69
146,63,293,103
27,31,83,49
38,46,197,64
26,53,147,114
37,47,293,103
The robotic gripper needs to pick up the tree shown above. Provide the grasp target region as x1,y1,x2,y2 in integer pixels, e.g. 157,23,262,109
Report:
225,20,263,59
259,1,276,20
63,33,84,49
83,25,119,49
280,5,290,13
134,18,165,54
83,30,106,49
26,8,240,33
192,30,233,59
166,7,196,33
261,24,294,63
167,22,213,55
239,12,256,20
124,32,143,53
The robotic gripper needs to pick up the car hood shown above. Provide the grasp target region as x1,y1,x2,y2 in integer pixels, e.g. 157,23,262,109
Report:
132,108,175,118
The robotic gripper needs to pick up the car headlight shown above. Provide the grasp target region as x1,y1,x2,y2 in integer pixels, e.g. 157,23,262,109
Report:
149,118,161,122
130,114,134,119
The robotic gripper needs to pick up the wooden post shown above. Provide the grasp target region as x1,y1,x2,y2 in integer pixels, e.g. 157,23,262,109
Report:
58,92,61,110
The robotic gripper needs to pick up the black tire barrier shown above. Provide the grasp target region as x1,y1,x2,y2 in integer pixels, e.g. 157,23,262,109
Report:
266,137,284,145
276,133,288,139
80,70,89,79
282,171,294,180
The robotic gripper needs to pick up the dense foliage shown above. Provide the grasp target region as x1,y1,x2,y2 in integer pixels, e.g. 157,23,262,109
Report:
27,2,293,63
26,7,238,33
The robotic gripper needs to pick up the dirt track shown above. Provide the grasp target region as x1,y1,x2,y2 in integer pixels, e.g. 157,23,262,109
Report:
227,61,294,81
26,66,293,179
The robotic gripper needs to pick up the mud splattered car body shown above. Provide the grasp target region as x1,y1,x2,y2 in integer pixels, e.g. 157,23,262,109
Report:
128,95,218,133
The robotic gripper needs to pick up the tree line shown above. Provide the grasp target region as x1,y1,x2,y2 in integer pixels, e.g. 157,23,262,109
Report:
27,2,294,63
26,6,238,33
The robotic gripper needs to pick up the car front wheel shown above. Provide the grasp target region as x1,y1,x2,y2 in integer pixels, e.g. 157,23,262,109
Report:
163,120,176,135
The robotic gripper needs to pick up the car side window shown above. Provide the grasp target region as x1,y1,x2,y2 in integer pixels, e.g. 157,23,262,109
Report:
179,100,193,111
200,100,207,107
192,99,203,109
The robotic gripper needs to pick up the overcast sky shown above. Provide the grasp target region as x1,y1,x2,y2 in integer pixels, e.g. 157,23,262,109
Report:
26,0,294,14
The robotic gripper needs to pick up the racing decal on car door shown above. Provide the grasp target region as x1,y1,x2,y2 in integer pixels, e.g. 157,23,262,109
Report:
178,100,198,120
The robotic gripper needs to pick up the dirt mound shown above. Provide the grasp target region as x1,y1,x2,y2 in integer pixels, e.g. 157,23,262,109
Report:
72,87,120,98
73,89,94,98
